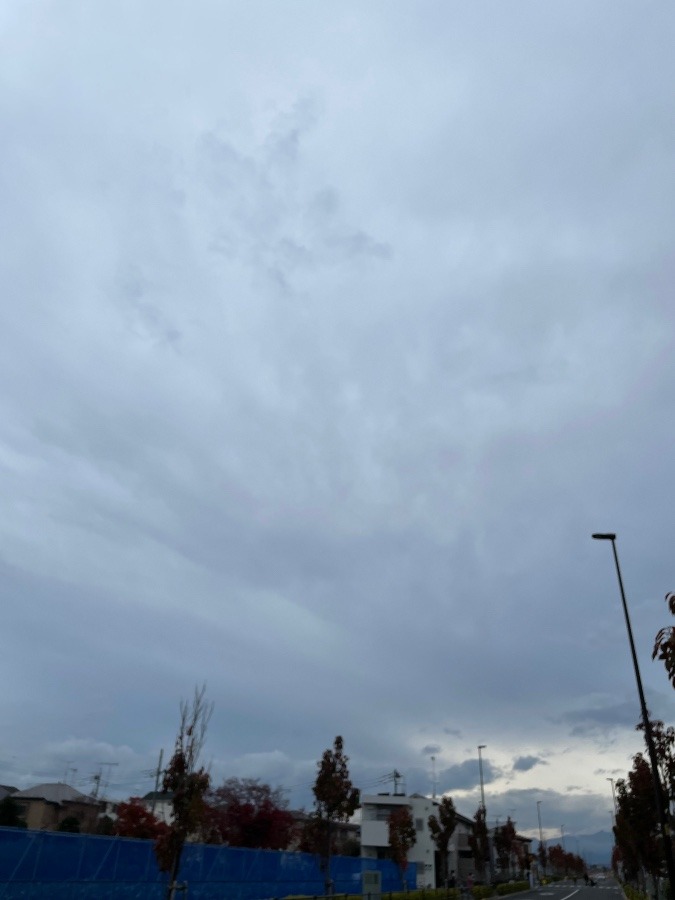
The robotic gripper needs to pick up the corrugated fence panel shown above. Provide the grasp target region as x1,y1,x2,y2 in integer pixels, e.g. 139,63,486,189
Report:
0,828,413,900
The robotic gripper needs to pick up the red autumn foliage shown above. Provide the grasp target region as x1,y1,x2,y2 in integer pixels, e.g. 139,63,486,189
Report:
204,778,295,849
114,798,169,840
653,593,675,688
388,806,416,886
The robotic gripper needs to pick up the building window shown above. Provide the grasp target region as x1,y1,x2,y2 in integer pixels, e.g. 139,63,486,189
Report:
415,818,424,831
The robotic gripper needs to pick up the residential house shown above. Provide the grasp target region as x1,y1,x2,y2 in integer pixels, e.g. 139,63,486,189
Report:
11,783,103,832
140,791,174,825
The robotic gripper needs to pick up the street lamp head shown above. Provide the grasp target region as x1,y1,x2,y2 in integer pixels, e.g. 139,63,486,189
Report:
478,744,486,750
592,533,616,540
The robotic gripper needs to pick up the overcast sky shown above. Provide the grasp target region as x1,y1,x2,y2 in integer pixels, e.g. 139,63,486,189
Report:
1,0,674,846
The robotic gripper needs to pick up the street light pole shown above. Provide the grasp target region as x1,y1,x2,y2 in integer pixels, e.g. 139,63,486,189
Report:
477,745,494,883
592,533,675,900
478,745,486,811
607,777,617,818
537,800,546,878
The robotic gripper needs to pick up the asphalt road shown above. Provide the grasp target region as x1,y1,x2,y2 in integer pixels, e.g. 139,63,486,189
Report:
516,879,622,900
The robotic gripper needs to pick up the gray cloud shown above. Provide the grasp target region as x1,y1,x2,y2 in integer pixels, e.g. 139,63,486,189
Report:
512,756,546,773
437,757,502,794
557,701,641,738
0,0,673,843
421,744,442,756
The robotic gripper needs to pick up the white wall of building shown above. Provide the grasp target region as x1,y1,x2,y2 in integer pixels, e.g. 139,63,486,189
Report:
361,793,478,888
361,794,439,888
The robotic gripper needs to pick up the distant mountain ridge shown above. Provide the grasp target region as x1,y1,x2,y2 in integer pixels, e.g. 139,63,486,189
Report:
546,831,612,868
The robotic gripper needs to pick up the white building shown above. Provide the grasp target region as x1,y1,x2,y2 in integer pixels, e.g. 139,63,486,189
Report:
141,791,174,825
360,793,475,888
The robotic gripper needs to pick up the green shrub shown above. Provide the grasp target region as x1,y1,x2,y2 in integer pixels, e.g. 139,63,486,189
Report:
623,885,648,900
495,881,529,896
284,885,533,900
471,886,493,900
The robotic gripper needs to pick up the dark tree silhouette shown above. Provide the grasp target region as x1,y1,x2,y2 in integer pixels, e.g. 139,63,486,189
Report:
469,805,490,882
154,685,212,900
0,796,26,828
428,795,457,886
653,592,675,688
311,736,360,895
57,815,80,833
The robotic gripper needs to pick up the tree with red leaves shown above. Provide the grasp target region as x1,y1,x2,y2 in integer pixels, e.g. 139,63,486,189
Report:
115,798,169,840
546,843,584,877
653,592,675,688
637,717,675,819
154,685,213,900
205,778,295,849
614,753,661,885
388,806,416,889
493,817,518,876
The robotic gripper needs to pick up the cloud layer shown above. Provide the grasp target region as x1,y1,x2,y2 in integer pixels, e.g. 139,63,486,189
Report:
1,0,674,841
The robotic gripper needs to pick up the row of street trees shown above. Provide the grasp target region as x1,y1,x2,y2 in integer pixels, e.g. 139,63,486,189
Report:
609,595,675,893
545,844,585,878
612,719,675,889
469,808,542,884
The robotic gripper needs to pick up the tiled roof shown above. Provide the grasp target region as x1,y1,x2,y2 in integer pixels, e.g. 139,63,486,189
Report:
12,783,97,805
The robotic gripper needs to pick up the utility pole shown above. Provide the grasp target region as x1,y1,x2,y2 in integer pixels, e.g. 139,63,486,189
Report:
151,749,164,815
393,769,403,796
91,770,102,800
98,762,119,800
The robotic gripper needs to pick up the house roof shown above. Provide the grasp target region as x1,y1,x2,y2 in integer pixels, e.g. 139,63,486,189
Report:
0,785,18,800
12,783,97,805
141,791,173,802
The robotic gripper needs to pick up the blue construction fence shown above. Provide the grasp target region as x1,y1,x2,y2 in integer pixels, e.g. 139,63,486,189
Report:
0,827,415,900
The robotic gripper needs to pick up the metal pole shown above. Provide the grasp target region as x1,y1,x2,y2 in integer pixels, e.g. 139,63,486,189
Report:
607,777,617,816
537,801,546,878
477,746,486,811
592,533,675,900
477,745,493,882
